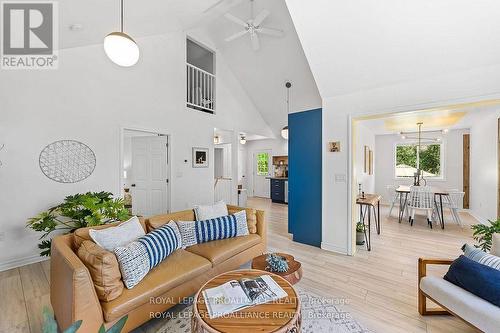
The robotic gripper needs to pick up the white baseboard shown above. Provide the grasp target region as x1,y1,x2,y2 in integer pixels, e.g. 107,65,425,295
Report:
0,254,48,272
321,242,348,255
466,210,489,225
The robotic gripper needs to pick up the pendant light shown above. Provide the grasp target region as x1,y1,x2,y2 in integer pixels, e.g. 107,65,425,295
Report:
104,0,140,67
281,82,292,140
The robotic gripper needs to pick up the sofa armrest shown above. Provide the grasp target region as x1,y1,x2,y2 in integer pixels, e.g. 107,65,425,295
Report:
51,234,104,331
255,209,266,247
417,258,454,315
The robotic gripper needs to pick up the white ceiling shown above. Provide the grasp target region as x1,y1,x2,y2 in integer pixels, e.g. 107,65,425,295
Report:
59,0,245,49
286,0,500,99
199,0,322,134
359,104,500,135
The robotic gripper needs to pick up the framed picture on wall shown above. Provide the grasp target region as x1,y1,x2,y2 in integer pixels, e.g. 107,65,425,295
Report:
192,147,209,168
369,150,373,175
364,146,369,173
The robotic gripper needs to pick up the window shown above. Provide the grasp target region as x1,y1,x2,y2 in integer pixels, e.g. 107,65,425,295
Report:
186,38,215,114
256,153,269,176
395,143,443,178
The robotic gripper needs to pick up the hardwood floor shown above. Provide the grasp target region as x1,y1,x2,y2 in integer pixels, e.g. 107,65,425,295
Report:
0,197,479,333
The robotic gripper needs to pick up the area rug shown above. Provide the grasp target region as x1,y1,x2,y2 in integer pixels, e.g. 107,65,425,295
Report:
156,288,374,333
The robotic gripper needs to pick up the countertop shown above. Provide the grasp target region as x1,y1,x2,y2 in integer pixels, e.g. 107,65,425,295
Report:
266,177,288,180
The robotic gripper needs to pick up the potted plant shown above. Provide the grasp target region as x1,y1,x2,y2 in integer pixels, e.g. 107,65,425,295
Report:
356,222,365,245
471,219,500,252
27,191,130,256
42,307,128,333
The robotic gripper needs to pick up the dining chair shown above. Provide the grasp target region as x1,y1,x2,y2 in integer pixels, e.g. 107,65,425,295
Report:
444,190,465,226
407,186,434,228
386,185,399,217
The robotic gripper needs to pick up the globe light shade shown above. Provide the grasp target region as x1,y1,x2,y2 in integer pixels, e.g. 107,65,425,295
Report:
104,32,140,67
240,137,247,145
281,126,289,140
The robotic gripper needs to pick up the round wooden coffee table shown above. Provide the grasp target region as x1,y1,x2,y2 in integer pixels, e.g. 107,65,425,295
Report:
192,269,301,333
251,253,303,285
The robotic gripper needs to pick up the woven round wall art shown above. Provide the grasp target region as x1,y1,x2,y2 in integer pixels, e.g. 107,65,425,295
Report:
39,140,96,183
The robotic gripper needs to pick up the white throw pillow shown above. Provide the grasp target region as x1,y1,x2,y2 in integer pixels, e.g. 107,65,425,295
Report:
89,216,145,251
492,233,500,256
194,201,228,221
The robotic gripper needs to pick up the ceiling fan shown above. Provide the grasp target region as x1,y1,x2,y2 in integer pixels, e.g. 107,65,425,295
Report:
223,0,284,51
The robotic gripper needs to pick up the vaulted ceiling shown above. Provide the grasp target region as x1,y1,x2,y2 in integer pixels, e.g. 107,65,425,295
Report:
286,0,500,100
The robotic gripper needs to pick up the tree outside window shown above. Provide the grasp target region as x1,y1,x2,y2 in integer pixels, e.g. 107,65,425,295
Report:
257,153,269,176
395,143,441,178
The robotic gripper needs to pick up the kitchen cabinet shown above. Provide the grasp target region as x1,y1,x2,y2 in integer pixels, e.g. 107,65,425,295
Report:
270,178,288,204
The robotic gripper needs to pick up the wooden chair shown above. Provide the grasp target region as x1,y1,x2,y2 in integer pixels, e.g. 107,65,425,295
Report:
407,186,434,228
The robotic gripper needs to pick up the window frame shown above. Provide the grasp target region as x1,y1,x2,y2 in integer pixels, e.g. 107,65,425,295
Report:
393,140,446,181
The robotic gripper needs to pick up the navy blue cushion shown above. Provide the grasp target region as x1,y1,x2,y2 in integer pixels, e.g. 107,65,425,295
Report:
444,255,500,307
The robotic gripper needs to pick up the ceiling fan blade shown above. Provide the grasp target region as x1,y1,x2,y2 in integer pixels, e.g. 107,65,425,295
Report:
224,13,248,27
257,27,284,37
250,33,260,51
253,9,270,27
224,30,249,42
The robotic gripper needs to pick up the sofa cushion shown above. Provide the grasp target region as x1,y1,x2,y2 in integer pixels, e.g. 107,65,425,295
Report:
194,201,228,221
492,233,500,256
463,243,500,270
228,205,258,234
114,221,183,289
420,276,500,333
89,216,145,251
77,241,124,302
444,255,500,307
73,217,147,249
186,234,261,265
176,211,249,247
146,209,195,231
101,249,211,322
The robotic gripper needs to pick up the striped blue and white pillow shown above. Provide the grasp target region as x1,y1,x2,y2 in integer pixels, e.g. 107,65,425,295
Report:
177,210,249,247
114,221,182,289
462,243,500,270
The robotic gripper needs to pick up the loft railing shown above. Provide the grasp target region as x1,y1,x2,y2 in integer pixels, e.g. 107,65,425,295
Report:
187,63,215,113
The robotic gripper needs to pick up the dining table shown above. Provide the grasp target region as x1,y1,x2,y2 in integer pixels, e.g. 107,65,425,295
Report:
396,185,449,229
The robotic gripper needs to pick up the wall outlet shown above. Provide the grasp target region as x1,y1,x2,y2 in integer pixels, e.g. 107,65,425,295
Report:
0,231,5,242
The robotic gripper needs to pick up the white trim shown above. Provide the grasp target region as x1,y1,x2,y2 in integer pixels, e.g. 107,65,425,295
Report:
321,241,348,255
347,114,354,256
0,255,48,272
119,126,172,214
466,209,489,225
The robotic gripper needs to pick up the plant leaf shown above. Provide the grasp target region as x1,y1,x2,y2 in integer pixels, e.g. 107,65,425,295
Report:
63,320,82,333
105,315,128,333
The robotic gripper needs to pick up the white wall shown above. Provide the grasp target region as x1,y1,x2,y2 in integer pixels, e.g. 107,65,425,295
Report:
245,138,288,196
470,109,500,223
0,29,273,269
374,129,468,205
354,122,375,195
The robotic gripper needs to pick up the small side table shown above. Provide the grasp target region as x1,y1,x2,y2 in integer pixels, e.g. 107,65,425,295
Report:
356,194,381,251
251,253,303,285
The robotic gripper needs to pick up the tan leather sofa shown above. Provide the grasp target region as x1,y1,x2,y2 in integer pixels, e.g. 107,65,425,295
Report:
50,205,266,332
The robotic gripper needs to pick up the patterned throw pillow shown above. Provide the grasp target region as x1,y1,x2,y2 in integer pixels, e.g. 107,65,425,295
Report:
462,243,500,270
176,210,249,248
114,221,182,289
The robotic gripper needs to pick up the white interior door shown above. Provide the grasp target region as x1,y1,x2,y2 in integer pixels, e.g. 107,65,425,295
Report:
253,150,271,198
130,136,168,216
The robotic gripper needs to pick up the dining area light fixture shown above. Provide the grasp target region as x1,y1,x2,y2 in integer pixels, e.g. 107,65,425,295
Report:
104,0,140,67
281,81,292,140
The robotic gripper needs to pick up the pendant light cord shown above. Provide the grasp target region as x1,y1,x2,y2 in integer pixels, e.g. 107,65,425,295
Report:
120,0,124,32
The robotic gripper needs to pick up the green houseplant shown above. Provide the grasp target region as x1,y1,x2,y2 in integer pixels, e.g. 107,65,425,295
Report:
356,222,365,245
42,307,128,333
471,219,500,252
27,191,130,256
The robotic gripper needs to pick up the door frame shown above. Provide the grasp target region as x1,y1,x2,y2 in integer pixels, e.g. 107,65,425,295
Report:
119,126,172,214
252,149,272,198
349,99,500,256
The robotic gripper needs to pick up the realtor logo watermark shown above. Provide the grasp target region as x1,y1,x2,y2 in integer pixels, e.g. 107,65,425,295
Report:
1,1,58,69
